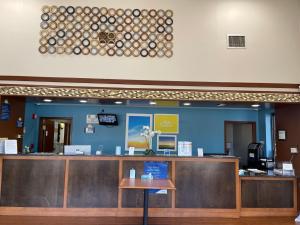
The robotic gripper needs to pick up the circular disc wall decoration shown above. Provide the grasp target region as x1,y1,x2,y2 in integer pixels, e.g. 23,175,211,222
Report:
39,5,173,57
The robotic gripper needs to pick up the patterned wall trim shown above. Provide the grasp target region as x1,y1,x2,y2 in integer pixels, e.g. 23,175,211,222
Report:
0,86,300,103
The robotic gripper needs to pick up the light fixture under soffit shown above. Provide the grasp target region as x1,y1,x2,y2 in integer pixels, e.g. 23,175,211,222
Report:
183,102,191,106
149,101,157,105
114,101,123,105
43,99,52,102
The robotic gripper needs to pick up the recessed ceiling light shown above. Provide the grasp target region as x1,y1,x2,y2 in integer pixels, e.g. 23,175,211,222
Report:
149,101,157,105
183,102,191,106
79,99,87,103
217,103,226,107
43,99,52,103
114,101,123,105
251,104,260,108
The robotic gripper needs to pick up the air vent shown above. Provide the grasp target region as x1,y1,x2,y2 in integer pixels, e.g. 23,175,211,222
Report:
227,35,246,48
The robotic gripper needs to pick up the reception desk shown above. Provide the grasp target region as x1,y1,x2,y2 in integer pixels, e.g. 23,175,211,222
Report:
0,155,296,218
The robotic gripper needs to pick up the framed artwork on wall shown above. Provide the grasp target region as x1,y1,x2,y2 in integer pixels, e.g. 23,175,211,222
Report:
125,114,152,151
157,134,177,152
154,114,179,134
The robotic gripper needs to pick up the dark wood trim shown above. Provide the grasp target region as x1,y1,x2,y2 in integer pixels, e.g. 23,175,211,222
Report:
0,75,299,89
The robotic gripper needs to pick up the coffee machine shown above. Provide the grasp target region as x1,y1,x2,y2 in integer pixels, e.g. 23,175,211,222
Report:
247,143,264,168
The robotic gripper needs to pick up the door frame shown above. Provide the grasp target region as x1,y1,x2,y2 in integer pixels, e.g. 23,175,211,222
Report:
224,121,257,154
38,117,72,152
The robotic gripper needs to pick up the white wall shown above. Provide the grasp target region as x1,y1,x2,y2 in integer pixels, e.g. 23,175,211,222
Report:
0,0,300,84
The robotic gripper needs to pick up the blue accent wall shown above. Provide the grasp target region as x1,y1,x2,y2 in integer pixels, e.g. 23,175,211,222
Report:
23,103,267,156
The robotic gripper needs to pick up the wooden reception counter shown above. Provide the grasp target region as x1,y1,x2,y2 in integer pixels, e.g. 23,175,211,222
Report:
0,155,297,218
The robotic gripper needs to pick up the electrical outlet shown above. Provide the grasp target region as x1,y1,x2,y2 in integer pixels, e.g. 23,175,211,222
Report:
290,147,298,154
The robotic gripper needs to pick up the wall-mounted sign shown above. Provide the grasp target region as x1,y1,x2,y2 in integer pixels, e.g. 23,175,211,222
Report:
0,103,10,121
85,124,95,134
154,114,179,134
16,117,23,128
86,114,98,124
278,129,286,140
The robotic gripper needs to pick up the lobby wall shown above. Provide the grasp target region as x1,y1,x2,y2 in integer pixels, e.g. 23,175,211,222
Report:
23,102,268,155
0,0,300,84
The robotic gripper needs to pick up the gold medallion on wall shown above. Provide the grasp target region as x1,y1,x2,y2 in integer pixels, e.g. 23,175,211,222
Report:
39,6,174,58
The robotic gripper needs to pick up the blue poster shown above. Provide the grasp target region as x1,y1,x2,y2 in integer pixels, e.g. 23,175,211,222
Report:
0,103,10,120
144,161,168,194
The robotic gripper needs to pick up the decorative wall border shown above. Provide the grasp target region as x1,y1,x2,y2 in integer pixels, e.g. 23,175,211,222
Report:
0,86,300,103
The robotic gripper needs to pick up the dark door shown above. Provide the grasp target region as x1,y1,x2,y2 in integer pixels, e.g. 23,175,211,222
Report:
224,121,256,168
38,117,72,153
38,118,55,152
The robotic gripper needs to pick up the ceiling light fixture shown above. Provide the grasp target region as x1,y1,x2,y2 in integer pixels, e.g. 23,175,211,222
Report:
217,103,226,107
149,101,157,105
43,99,52,103
114,101,123,105
79,100,87,103
183,102,191,106
251,104,260,108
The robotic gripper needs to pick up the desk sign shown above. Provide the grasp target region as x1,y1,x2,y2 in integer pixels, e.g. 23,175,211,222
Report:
144,161,168,194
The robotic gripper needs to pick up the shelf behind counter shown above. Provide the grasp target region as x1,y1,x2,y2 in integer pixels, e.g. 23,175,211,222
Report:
0,155,297,217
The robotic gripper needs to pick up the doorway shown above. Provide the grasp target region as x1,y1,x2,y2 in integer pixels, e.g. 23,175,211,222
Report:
38,117,72,153
224,121,256,168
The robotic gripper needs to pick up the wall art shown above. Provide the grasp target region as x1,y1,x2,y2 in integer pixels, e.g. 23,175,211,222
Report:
125,113,152,151
39,6,174,57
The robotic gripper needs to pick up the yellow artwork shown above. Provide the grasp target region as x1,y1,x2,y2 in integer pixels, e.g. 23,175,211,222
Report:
154,114,179,134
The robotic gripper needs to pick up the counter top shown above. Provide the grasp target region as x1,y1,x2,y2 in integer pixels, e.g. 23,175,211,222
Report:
1,153,238,158
240,174,297,179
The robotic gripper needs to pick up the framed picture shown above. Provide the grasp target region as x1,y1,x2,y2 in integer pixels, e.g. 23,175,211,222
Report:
157,135,177,152
278,130,286,140
154,114,179,134
125,114,152,151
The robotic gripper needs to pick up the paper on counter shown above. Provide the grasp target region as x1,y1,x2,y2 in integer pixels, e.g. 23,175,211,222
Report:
4,140,18,154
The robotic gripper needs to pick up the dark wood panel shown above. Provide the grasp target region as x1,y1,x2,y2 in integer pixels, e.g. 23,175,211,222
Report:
175,161,236,208
241,180,294,208
275,104,300,210
122,160,172,208
0,159,64,207
0,96,25,152
0,216,295,225
0,75,298,88
67,160,119,208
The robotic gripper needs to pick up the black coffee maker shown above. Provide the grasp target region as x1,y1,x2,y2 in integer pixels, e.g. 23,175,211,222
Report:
247,143,264,168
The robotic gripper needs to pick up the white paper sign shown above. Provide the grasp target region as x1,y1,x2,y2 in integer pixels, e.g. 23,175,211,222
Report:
86,114,98,124
178,141,192,156
129,147,135,155
197,148,204,157
283,163,293,171
4,140,18,154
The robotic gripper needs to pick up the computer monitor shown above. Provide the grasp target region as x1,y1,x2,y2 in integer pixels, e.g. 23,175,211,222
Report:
64,145,91,155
